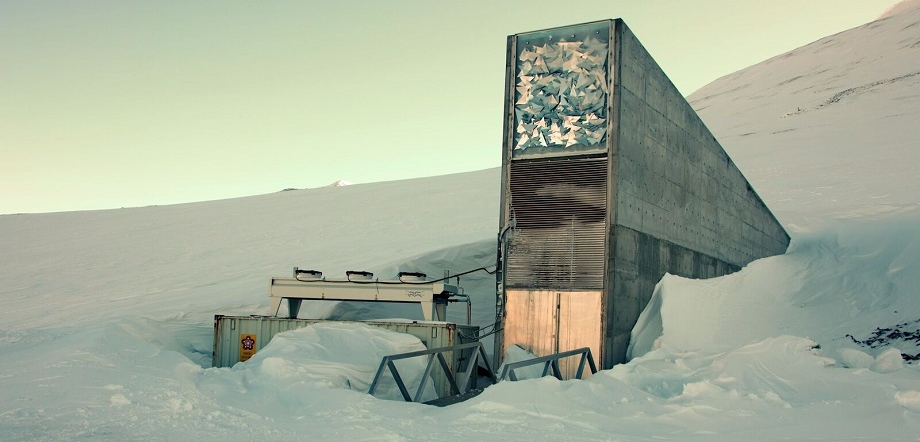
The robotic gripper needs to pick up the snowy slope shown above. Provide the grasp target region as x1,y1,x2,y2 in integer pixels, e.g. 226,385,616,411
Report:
2,3,920,441
0,168,499,331
689,0,920,227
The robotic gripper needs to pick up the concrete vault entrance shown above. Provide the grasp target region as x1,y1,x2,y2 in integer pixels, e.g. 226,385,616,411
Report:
494,19,789,373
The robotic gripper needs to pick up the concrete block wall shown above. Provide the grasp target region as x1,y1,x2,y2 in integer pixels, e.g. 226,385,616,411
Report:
602,21,789,365
613,22,787,268
605,225,740,363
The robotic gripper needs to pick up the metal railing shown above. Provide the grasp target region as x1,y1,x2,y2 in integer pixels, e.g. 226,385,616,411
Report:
498,347,597,381
368,345,597,404
367,342,496,403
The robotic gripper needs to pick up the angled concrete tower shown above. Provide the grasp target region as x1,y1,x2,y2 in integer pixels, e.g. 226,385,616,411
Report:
495,20,789,372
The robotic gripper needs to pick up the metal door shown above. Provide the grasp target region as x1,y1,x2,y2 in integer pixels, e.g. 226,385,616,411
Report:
503,289,602,378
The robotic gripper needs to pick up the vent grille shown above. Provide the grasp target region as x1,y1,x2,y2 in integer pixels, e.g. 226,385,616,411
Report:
506,158,609,289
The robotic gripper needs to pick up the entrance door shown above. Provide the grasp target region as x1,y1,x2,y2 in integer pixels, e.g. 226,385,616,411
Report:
503,289,602,378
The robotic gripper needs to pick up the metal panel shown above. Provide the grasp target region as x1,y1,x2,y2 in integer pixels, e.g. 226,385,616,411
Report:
505,157,608,289
214,316,477,367
268,277,458,321
510,21,612,159
557,291,602,377
502,289,602,378
503,290,558,359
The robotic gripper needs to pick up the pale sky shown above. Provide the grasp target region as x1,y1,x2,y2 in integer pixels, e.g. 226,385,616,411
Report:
0,0,898,214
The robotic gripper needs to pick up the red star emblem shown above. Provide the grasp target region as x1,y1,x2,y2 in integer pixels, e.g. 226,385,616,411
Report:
241,335,255,351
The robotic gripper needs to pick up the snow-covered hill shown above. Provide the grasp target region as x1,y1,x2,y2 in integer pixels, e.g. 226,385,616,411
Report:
690,0,920,226
2,3,920,440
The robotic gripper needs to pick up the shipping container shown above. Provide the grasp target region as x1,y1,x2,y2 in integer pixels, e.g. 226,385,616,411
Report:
213,315,480,397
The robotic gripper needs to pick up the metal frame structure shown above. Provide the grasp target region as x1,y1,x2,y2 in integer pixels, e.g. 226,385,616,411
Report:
269,277,462,321
498,347,597,381
367,345,598,405
368,342,496,403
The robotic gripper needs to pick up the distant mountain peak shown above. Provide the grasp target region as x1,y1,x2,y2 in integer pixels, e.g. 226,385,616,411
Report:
327,180,353,187
877,0,920,20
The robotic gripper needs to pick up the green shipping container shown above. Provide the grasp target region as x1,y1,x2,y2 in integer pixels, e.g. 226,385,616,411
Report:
212,315,481,397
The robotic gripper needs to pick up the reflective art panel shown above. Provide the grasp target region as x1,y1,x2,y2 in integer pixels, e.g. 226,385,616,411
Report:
513,22,609,158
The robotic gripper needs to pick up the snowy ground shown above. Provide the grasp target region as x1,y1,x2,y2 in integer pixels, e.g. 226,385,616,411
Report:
2,2,920,440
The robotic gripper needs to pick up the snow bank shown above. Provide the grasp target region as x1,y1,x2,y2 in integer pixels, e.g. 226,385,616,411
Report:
607,333,920,439
630,210,920,364
232,322,435,401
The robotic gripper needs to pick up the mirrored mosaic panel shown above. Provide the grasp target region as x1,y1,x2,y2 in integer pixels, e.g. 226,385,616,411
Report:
512,21,610,158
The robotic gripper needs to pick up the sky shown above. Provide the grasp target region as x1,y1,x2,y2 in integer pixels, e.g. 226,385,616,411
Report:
0,0,900,214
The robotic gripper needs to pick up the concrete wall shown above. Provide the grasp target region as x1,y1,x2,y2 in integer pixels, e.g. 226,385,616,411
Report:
612,21,787,266
497,19,790,370
604,225,740,364
602,21,789,365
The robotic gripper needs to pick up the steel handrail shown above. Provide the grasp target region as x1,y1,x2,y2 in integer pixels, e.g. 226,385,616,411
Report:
498,347,597,381
367,342,497,403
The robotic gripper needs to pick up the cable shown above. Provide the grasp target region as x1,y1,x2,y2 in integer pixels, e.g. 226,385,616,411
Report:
457,319,501,339
459,325,503,341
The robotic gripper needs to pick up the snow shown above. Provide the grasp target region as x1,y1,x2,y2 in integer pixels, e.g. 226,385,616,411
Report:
630,213,920,362
325,179,353,187
228,323,438,402
877,0,920,19
689,0,920,227
2,4,920,440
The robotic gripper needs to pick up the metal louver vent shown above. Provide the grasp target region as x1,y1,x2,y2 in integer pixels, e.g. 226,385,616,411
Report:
506,157,608,289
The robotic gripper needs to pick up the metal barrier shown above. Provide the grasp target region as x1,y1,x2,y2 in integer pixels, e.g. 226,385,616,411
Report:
498,347,597,381
368,342,496,403
368,345,597,404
